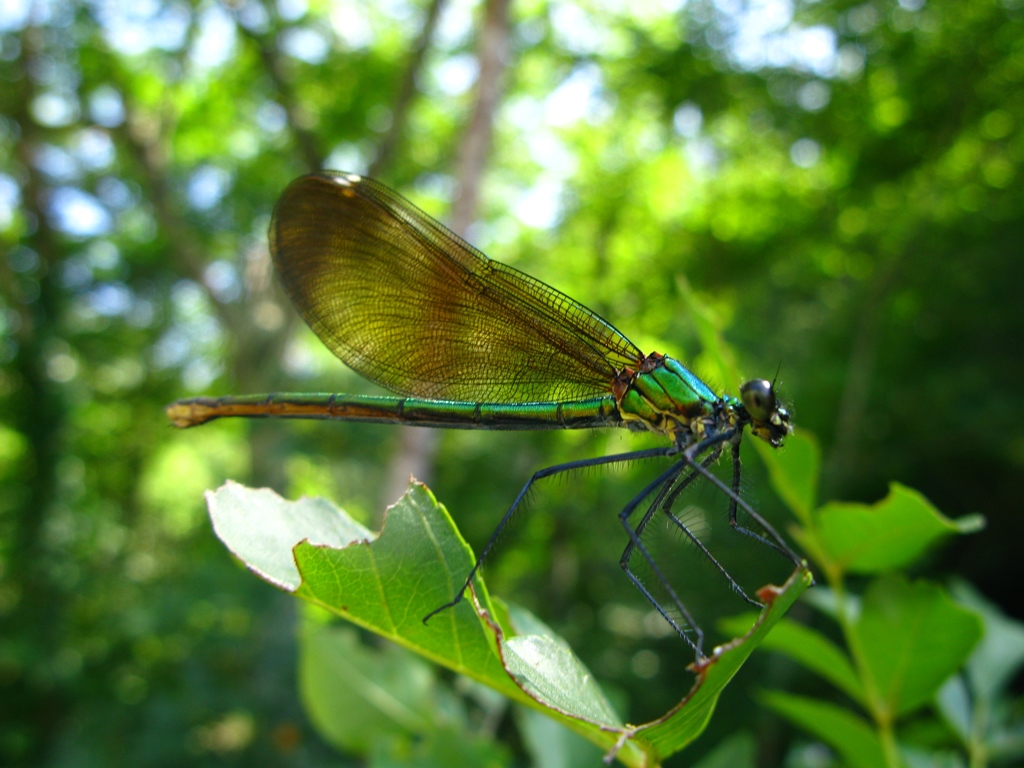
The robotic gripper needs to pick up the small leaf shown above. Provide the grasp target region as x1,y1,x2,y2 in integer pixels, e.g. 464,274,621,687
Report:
812,483,984,573
503,633,620,725
762,431,820,524
760,691,886,768
852,574,983,718
721,615,863,704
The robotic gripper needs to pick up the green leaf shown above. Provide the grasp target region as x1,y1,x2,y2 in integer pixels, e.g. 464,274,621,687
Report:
502,631,620,725
511,605,620,767
299,622,456,753
811,483,984,574
623,570,812,759
367,725,510,768
950,580,1024,701
936,674,972,745
938,582,1024,763
516,707,608,768
207,481,374,591
289,485,513,689
206,480,810,766
852,574,983,718
762,431,820,524
720,615,863,704
759,691,887,768
690,732,756,768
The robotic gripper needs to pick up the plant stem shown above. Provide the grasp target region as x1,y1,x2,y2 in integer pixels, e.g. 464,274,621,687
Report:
825,564,903,768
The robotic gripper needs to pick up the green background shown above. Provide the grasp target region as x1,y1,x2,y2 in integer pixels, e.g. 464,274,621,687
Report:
1,0,1021,764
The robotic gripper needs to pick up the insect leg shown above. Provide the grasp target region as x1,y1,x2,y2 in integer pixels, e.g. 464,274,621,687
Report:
682,433,802,568
616,460,705,656
422,446,674,624
656,447,764,608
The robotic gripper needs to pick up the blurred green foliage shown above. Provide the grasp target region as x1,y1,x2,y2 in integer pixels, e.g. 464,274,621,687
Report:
732,434,1015,768
1,0,1022,765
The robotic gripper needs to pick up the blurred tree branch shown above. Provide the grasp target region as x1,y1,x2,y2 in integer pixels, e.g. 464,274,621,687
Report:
384,0,513,505
1,22,74,762
234,0,325,173
368,0,447,177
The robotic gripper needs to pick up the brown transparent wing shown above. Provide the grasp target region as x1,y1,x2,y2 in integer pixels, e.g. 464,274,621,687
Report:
269,172,642,403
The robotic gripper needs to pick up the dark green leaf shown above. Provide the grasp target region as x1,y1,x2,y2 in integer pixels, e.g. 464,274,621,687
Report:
367,726,510,768
691,732,756,768
811,484,984,574
720,615,863,704
760,691,886,768
763,431,820,524
299,621,456,753
852,574,982,718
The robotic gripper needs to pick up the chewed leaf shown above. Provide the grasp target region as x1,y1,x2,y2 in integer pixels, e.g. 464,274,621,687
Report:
207,480,373,590
205,481,809,766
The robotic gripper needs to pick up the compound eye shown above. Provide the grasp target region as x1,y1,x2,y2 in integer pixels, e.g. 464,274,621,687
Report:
740,379,775,421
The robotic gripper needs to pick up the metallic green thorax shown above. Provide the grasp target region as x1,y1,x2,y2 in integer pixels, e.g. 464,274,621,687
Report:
612,353,792,449
612,352,734,441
